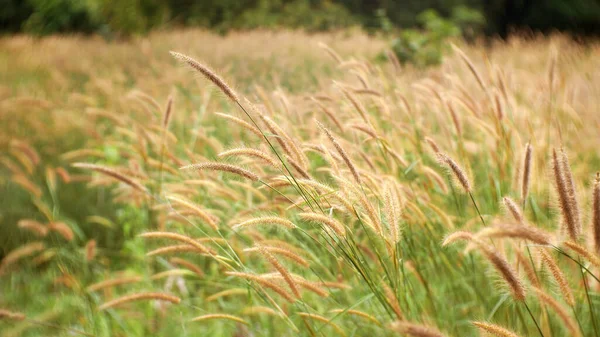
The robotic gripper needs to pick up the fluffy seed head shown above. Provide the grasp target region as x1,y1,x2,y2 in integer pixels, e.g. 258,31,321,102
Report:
389,321,447,337
0,309,26,321
436,152,471,193
477,223,552,246
539,248,574,306
98,292,180,310
502,197,524,224
232,216,296,231
298,212,346,237
316,120,361,185
593,172,600,255
532,287,580,337
521,143,533,202
72,163,147,192
170,51,238,103
86,276,143,292
552,148,581,241
181,162,259,181
190,314,248,325
225,272,296,302
297,312,347,336
471,321,522,337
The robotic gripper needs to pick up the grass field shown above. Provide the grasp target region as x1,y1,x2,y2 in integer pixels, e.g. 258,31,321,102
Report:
1,29,600,337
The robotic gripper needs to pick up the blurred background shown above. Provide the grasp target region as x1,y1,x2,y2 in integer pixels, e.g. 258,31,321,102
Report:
2,0,600,38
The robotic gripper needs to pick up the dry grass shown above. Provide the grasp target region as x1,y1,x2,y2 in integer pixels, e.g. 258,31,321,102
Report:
1,29,600,337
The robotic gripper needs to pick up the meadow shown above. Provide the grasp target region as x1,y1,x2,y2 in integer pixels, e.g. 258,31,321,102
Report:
1,29,600,337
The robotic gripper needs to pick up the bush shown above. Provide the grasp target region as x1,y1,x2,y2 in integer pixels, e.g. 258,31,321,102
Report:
391,9,460,67
391,7,483,67
22,0,99,35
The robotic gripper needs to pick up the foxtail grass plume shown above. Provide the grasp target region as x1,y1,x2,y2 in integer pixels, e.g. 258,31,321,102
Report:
502,197,524,224
170,51,238,103
532,287,580,337
521,143,532,203
232,216,296,231
162,94,174,128
329,309,380,324
593,172,600,255
98,292,180,310
316,120,361,185
551,148,581,241
86,276,143,292
0,309,25,321
471,321,522,337
225,272,296,302
140,232,216,255
180,162,259,181
538,248,574,306
436,152,471,193
257,246,301,298
297,312,346,336
0,242,45,275
563,241,600,267
443,231,526,301
477,223,552,246
298,212,346,236
190,313,248,325
72,163,147,192
389,321,447,337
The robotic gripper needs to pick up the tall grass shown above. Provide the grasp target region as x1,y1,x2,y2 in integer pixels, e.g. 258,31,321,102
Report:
1,30,600,336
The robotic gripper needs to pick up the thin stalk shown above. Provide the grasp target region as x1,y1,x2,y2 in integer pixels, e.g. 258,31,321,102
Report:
523,301,545,337
468,191,486,226
579,256,599,337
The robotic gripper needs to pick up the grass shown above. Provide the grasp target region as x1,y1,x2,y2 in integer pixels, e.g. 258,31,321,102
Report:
1,29,600,337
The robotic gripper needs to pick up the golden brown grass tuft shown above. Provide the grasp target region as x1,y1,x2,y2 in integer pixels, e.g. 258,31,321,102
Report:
218,148,278,168
170,51,238,103
0,309,26,321
232,216,296,231
477,223,552,245
297,312,346,337
225,272,296,302
180,162,259,181
140,232,216,255
521,143,533,203
436,152,471,193
98,292,181,310
190,313,248,325
444,231,526,301
471,321,522,337
316,120,361,185
502,197,524,224
551,148,581,241
532,287,580,336
0,242,45,275
593,172,600,255
538,248,574,306
72,163,147,192
86,276,143,292
389,321,447,337
257,246,301,298
298,212,346,237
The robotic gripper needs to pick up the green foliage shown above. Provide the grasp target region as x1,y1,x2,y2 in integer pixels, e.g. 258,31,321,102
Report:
97,0,169,37
452,5,485,42
2,0,600,37
21,0,99,35
391,9,463,67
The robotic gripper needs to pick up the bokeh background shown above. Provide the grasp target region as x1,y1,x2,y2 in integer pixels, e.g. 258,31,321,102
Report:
2,0,600,37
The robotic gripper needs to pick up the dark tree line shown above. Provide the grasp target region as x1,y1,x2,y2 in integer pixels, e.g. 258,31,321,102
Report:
1,0,599,36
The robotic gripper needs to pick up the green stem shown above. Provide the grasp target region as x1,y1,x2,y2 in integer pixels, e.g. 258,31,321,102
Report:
468,191,486,227
523,301,545,337
579,256,599,337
